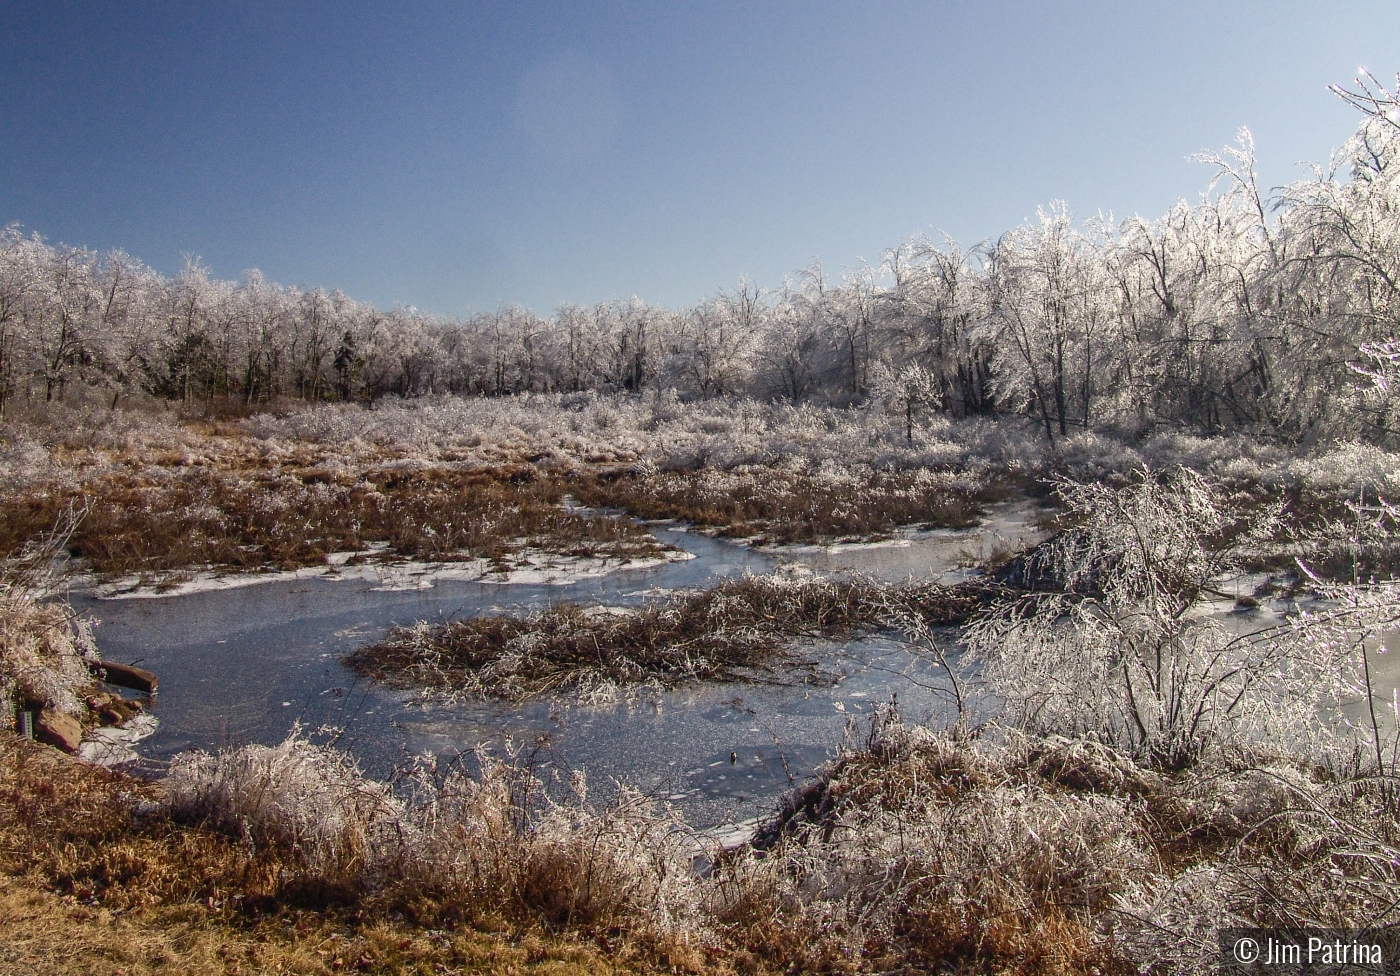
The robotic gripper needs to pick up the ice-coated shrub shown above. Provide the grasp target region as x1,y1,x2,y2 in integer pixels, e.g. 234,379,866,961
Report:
0,598,95,725
1050,431,1147,483
1278,441,1400,497
1138,431,1288,480
965,471,1365,768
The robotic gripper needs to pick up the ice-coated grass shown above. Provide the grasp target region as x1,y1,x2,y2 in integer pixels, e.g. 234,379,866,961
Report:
236,392,1010,475
0,596,96,727
724,713,1152,971
163,729,705,934
0,509,99,727
166,728,406,879
232,393,1400,504
346,572,1009,701
141,707,1400,973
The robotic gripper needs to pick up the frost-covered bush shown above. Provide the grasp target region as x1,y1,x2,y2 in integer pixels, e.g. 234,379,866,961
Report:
0,598,95,726
0,436,56,490
1138,431,1289,483
966,471,1365,768
1278,441,1400,497
1048,431,1147,483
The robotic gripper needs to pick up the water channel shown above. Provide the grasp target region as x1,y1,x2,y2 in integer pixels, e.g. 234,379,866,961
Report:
66,501,1047,830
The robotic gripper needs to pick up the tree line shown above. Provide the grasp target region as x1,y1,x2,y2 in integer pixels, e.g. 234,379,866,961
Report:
4,75,1400,444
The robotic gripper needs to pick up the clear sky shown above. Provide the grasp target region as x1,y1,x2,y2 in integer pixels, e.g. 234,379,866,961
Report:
3,1,1398,316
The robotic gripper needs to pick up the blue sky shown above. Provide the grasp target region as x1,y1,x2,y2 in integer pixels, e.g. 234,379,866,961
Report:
3,1,1398,315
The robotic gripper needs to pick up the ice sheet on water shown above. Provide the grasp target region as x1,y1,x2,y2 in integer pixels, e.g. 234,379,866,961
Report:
83,547,694,598
78,712,160,766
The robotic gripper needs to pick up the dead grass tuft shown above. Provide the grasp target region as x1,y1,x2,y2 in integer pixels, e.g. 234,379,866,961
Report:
716,714,1145,973
573,465,984,543
0,466,666,580
0,734,710,974
347,573,1013,701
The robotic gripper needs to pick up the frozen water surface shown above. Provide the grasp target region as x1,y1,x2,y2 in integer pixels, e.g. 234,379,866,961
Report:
770,498,1046,581
70,506,1038,828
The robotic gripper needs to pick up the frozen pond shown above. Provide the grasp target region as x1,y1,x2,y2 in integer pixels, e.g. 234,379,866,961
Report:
769,498,1046,581
69,503,1040,829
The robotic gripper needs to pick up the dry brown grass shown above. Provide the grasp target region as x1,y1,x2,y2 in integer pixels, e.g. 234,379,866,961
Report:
0,736,712,975
0,721,1147,976
572,466,984,543
15,708,1368,975
0,735,287,914
0,405,1014,588
0,466,666,580
0,875,676,976
347,574,1012,701
0,459,992,584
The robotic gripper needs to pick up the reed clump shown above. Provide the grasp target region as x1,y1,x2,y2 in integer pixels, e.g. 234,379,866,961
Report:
715,714,1148,973
0,735,677,975
573,465,984,543
0,466,666,580
346,573,1010,701
161,732,709,944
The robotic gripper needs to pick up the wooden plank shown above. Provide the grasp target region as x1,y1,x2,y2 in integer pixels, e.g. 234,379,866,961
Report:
92,660,158,694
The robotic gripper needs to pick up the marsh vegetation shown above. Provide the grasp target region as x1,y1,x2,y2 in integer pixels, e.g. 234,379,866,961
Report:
346,572,1007,702
7,71,1400,975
